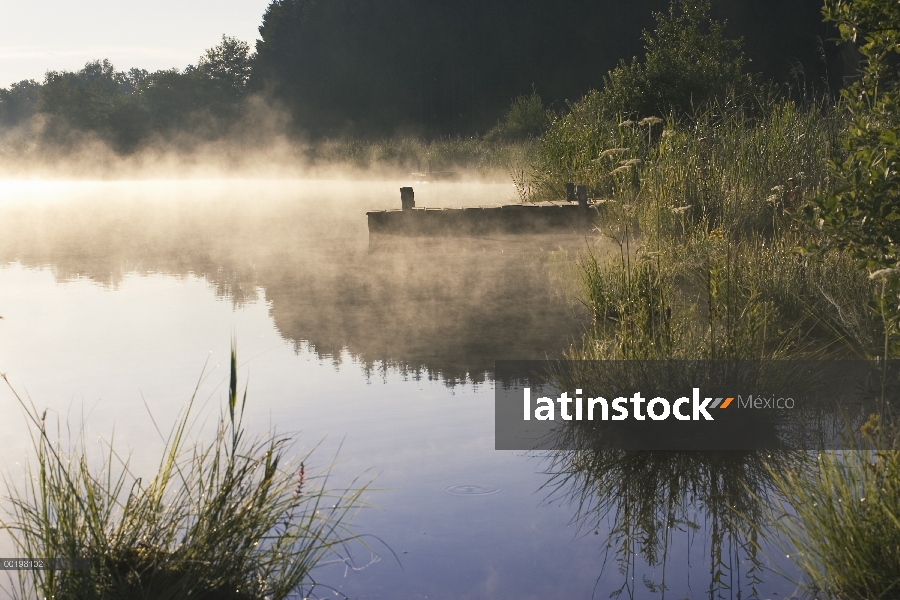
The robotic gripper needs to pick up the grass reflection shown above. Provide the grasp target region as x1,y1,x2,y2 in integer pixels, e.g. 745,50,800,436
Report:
541,435,802,598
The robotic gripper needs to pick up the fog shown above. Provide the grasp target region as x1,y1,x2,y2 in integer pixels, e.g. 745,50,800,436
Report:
0,178,595,382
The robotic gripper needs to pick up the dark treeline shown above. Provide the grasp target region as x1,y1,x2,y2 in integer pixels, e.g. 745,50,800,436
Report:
0,0,845,150
0,38,253,152
254,0,843,137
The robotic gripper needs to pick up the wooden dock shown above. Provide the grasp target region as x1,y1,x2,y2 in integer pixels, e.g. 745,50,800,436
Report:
367,187,598,236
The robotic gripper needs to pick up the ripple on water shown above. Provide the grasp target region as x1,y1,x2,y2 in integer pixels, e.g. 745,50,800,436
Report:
443,484,502,496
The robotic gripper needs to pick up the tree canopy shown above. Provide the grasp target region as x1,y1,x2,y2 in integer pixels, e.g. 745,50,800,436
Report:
30,36,253,151
251,0,837,138
600,0,759,119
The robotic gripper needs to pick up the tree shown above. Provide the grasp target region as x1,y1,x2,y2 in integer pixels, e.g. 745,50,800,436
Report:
485,91,552,142
32,37,254,151
600,0,758,119
196,35,253,97
36,60,131,144
0,80,41,131
813,0,900,267
808,0,899,351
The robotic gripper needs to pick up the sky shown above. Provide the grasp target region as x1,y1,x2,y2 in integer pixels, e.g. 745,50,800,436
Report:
0,0,273,88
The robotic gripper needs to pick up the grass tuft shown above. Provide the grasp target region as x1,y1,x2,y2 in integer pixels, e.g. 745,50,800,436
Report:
760,418,900,599
1,344,372,600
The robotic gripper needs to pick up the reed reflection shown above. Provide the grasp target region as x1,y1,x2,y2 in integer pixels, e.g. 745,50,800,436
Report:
522,360,829,598
542,440,801,599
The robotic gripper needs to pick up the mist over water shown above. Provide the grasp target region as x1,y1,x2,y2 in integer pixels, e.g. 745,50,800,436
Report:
0,178,586,380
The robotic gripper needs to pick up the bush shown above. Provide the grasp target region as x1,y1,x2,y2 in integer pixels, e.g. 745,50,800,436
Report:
764,417,900,599
485,91,552,142
598,0,758,120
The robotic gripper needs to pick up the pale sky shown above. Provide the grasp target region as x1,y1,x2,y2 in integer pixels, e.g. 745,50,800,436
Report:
0,0,273,88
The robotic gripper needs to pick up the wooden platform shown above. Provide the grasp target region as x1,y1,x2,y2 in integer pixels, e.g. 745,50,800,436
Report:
367,201,599,236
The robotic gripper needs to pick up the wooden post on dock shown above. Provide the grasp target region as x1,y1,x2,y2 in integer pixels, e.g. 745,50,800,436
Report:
576,185,587,207
565,182,575,202
401,187,415,211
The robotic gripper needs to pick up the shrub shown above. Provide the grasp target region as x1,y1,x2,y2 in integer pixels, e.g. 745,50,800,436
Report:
485,91,552,142
599,0,758,120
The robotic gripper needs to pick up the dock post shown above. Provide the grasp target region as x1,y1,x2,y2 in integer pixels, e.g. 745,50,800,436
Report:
401,187,415,211
576,185,588,207
565,182,575,201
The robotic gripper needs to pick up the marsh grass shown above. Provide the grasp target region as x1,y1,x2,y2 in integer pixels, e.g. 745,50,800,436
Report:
299,136,536,179
545,97,877,362
575,229,875,361
1,346,372,600
758,417,900,599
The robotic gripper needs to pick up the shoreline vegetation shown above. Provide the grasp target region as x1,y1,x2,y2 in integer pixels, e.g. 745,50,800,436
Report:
0,347,373,600
0,134,533,182
535,0,900,596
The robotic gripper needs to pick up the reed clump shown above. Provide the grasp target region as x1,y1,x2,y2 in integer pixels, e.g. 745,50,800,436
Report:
535,82,896,592
1,348,369,600
526,0,900,593
762,417,900,599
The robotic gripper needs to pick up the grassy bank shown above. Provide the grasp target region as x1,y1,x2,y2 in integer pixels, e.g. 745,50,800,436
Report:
765,420,900,599
528,86,900,600
522,4,898,587
531,95,900,595
534,99,876,362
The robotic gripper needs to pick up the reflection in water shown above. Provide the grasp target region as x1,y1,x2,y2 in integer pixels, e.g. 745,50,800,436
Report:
503,361,818,596
542,428,801,598
0,180,591,383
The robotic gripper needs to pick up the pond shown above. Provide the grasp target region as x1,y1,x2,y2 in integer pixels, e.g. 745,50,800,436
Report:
0,179,797,599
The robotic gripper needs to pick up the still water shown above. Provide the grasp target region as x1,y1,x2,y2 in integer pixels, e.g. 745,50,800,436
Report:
0,179,796,599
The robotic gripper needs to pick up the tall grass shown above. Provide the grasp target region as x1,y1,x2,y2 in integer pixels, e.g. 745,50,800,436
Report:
299,136,536,179
760,418,900,599
1,346,371,600
538,98,878,361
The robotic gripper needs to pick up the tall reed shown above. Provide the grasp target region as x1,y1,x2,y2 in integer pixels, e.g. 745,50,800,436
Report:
540,93,894,595
300,136,535,178
546,98,877,361
760,418,900,599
